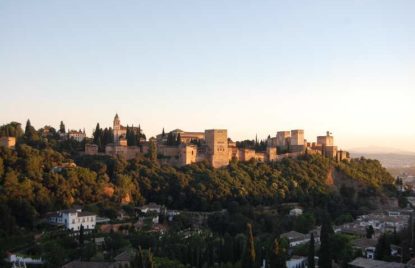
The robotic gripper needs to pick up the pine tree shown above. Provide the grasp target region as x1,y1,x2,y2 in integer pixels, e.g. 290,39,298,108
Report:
318,217,334,268
308,233,315,268
242,223,256,268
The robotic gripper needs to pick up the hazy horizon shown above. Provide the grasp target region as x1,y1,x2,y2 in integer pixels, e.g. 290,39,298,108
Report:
1,1,414,151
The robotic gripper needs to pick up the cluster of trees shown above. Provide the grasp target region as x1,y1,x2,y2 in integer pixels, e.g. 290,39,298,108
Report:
337,157,394,188
92,123,114,152
91,123,146,151
236,137,267,152
0,120,400,267
0,121,24,138
0,120,86,154
165,131,181,146
127,223,288,268
374,216,415,263
126,125,145,146
0,133,397,235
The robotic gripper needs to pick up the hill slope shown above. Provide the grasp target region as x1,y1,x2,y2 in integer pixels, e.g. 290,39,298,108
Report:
0,144,397,232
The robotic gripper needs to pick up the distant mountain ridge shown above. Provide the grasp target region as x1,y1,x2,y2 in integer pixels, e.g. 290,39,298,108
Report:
349,146,415,156
349,147,415,169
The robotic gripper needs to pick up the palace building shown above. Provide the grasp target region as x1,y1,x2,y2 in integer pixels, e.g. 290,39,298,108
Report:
85,114,349,168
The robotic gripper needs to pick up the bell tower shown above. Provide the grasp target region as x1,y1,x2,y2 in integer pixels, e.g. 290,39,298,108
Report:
113,113,121,144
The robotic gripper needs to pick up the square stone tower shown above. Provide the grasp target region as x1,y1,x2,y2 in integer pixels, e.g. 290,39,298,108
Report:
290,129,306,153
290,130,305,146
317,131,334,146
276,131,291,147
205,129,229,168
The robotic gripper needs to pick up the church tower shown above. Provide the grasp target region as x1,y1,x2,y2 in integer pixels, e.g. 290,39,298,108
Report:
113,113,121,144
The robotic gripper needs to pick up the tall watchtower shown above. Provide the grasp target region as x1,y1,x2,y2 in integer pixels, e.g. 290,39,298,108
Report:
205,129,229,168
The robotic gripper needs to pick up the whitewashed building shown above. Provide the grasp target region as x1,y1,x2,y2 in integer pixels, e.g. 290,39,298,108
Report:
48,208,96,231
286,256,307,268
280,231,310,248
137,203,163,214
289,208,303,216
68,129,86,142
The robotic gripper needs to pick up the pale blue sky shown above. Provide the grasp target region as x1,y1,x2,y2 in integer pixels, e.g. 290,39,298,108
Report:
1,1,414,151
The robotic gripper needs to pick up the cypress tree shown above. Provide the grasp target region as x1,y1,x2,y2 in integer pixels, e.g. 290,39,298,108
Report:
79,224,84,246
25,119,32,134
97,137,102,152
176,133,181,145
130,246,144,268
375,233,391,260
108,127,114,144
93,123,101,144
366,225,375,239
270,238,286,268
167,132,174,145
223,233,235,263
148,140,157,163
318,217,334,268
308,232,315,268
59,121,66,133
131,125,138,146
242,223,256,268
24,119,39,142
147,249,155,268
126,125,131,145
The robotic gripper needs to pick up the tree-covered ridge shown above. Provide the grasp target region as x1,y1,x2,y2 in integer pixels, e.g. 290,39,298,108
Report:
0,137,396,233
0,121,399,267
337,157,395,187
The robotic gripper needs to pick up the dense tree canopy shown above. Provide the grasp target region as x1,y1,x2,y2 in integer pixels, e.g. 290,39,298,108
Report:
0,121,399,268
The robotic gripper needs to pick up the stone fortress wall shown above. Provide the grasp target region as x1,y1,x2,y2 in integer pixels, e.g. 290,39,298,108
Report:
85,114,350,168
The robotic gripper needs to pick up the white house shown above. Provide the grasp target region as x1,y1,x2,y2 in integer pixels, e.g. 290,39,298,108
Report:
352,238,377,259
48,208,96,231
280,231,310,248
137,203,163,214
286,256,307,268
67,129,86,142
7,254,44,266
289,208,303,216
167,210,180,221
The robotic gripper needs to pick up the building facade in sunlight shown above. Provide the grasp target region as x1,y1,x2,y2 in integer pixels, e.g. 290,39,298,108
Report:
85,114,349,168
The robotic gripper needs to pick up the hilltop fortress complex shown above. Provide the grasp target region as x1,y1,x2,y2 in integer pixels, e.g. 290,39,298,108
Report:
85,114,350,168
